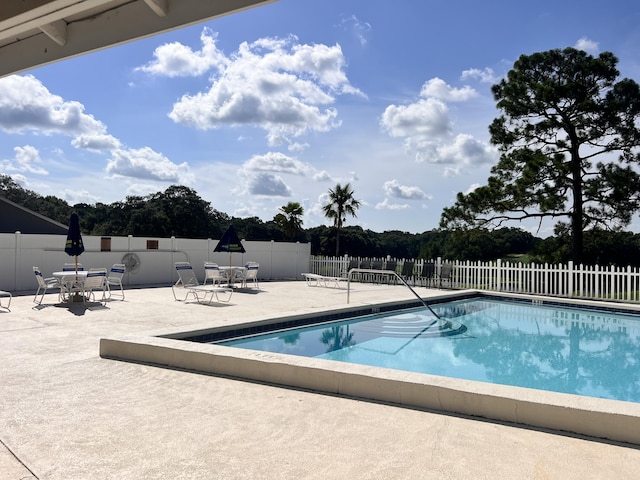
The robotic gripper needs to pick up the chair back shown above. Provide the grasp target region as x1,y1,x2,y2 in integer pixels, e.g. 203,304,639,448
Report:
421,262,436,278
109,264,126,279
400,261,415,277
440,264,453,279
63,263,84,271
33,267,46,287
244,263,259,280
204,262,227,281
175,262,199,287
84,268,107,289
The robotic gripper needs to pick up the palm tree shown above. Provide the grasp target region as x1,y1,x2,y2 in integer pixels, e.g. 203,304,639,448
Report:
322,183,361,256
274,201,305,240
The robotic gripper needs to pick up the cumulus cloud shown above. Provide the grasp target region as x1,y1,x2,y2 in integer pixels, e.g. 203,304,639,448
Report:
135,27,228,77
106,147,192,183
381,97,452,139
375,198,410,210
382,179,430,200
0,75,108,138
71,133,122,152
461,67,500,84
380,77,497,170
243,151,311,176
420,78,477,102
246,172,292,196
575,37,599,54
313,170,332,182
237,151,311,197
159,31,362,146
0,145,48,175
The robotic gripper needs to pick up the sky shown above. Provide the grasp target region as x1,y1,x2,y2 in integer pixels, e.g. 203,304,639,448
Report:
1,0,640,236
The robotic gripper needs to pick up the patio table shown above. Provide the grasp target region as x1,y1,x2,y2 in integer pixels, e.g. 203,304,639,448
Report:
53,270,88,302
219,266,247,287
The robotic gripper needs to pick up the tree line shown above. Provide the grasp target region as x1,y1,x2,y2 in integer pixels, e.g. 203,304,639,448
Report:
5,174,640,266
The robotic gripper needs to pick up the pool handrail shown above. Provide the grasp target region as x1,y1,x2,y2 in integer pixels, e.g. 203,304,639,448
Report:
346,268,441,319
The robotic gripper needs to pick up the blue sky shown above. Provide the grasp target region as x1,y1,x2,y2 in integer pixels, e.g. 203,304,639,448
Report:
1,0,640,235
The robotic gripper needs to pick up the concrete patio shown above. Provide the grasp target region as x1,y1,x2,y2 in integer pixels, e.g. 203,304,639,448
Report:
2,281,640,479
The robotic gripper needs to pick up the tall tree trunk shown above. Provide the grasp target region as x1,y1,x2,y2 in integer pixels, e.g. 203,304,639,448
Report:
570,149,584,264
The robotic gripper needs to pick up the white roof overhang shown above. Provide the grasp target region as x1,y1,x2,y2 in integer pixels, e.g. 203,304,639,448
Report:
0,0,277,78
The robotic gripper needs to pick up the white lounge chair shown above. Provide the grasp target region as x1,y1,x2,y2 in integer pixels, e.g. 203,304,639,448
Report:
33,266,61,304
106,264,126,300
172,262,232,304
203,262,229,286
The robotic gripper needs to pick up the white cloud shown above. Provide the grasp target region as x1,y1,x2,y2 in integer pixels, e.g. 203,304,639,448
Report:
246,172,292,196
381,77,497,169
71,133,122,152
375,198,410,210
420,78,477,102
243,151,311,176
165,32,363,146
465,183,481,194
0,75,108,137
313,170,332,182
436,134,496,167
380,97,452,140
135,27,228,77
460,67,500,84
575,37,599,54
0,145,48,175
382,179,430,200
106,147,192,182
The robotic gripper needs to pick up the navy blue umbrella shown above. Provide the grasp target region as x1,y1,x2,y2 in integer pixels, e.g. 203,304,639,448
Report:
64,213,85,273
214,225,245,267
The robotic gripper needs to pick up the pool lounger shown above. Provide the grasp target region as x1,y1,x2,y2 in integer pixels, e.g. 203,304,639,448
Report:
175,285,233,304
302,273,347,289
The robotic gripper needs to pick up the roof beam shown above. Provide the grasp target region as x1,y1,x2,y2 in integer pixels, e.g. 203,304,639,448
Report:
39,19,68,46
144,0,168,17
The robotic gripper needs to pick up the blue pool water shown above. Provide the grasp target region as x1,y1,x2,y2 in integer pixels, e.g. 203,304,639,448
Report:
217,297,640,403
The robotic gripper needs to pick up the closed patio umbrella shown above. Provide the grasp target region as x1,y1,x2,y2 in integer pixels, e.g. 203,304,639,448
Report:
214,225,245,268
64,213,85,273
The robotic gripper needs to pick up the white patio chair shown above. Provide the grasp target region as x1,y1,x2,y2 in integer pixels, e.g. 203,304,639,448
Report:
241,262,259,289
203,262,228,286
172,262,232,304
83,268,108,305
106,263,126,300
33,266,61,304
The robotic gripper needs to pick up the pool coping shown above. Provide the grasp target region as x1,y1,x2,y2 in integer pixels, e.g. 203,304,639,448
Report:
99,290,640,445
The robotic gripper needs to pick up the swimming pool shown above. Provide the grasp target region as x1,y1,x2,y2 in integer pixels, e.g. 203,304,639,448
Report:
215,297,640,404
100,291,640,444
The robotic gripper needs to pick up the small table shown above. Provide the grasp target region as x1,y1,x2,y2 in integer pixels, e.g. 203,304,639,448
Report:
219,266,247,287
53,271,88,302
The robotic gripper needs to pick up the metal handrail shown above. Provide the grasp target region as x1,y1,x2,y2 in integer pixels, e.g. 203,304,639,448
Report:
346,268,441,319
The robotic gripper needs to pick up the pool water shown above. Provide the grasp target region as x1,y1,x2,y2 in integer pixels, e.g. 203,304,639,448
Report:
218,297,640,403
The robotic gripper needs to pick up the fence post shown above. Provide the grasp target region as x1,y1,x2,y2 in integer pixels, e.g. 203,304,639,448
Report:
567,261,574,298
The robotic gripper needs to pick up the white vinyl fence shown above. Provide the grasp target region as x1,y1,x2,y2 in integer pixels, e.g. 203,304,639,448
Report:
1,232,310,292
309,255,640,303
